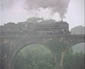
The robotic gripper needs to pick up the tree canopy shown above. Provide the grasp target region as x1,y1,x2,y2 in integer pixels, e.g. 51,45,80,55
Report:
13,44,56,69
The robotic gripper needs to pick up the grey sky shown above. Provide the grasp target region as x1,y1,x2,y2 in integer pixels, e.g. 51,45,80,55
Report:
0,0,84,29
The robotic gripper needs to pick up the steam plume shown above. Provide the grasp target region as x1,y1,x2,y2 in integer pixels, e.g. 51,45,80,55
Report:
25,0,70,19
0,0,70,23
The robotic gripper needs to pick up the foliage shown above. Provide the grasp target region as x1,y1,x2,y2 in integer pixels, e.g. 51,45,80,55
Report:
13,41,85,69
64,49,85,69
13,44,56,69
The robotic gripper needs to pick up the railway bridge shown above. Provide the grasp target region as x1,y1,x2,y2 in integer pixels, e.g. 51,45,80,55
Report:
0,20,84,69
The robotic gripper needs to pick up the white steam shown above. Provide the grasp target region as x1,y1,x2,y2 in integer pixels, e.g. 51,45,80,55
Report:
0,0,70,24
25,0,70,19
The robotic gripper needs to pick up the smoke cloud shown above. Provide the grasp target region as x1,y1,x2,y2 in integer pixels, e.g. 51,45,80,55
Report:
0,0,70,24
25,0,70,19
0,0,70,19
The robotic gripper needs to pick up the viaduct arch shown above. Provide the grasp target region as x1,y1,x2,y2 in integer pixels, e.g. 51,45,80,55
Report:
0,21,85,69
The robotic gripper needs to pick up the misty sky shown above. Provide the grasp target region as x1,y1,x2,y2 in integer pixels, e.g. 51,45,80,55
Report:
0,0,84,29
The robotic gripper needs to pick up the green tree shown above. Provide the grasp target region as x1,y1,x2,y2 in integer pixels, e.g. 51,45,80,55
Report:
13,44,56,69
64,49,85,69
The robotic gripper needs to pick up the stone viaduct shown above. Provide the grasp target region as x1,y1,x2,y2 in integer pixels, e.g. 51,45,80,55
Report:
0,19,85,69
